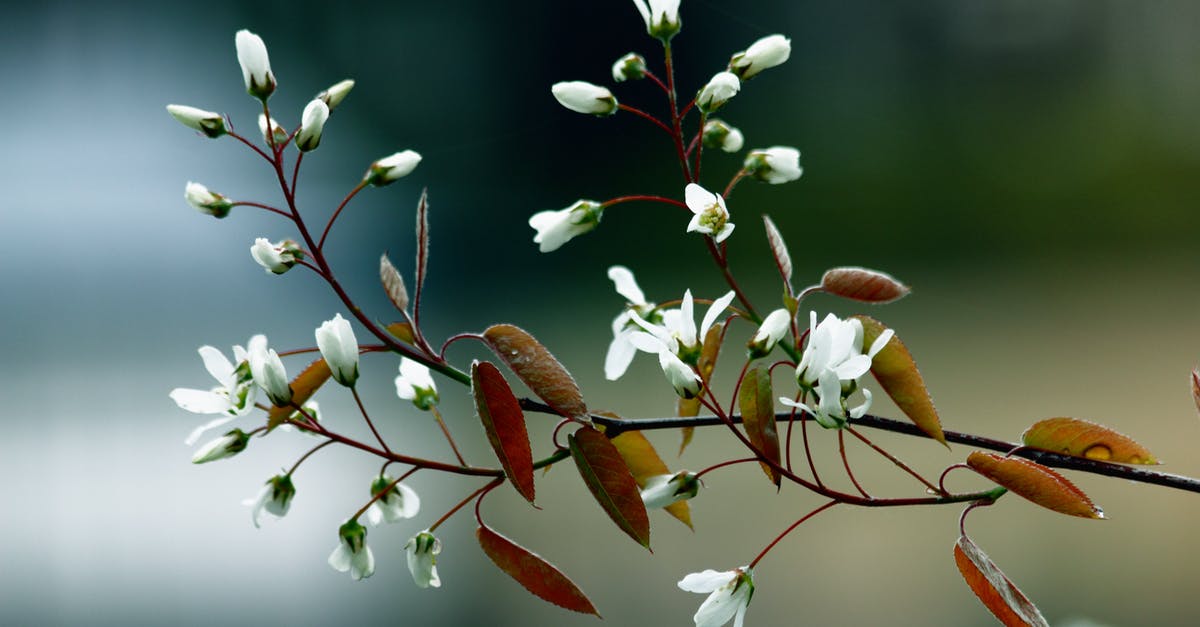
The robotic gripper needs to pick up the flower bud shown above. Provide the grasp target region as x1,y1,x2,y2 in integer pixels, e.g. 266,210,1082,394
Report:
367,475,421,525
632,0,682,41
729,34,792,80
166,104,226,138
242,474,295,528
191,428,250,464
364,150,422,186
250,237,302,275
695,72,740,114
528,200,604,253
612,52,647,82
747,308,791,358
395,358,439,410
640,471,700,509
316,313,359,387
702,119,744,153
329,519,374,581
258,114,287,146
235,29,275,100
184,181,234,218
295,99,329,152
551,81,618,116
247,334,292,406
405,530,442,588
317,79,355,111
744,146,802,184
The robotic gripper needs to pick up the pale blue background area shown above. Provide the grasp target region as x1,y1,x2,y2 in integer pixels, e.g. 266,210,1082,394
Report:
4,1,1200,625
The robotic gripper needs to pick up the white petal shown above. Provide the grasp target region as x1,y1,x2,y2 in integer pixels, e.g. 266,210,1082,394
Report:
713,222,736,243
686,212,706,234
366,504,383,527
866,328,895,359
684,183,715,215
679,569,735,593
695,586,740,627
198,346,234,383
608,265,646,305
183,415,235,446
604,331,639,380
833,354,872,381
678,290,697,345
699,291,736,338
849,388,873,419
395,483,421,518
170,388,231,415
328,544,351,572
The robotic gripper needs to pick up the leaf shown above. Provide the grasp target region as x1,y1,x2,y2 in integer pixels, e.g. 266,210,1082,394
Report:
954,535,1049,627
821,267,910,304
266,358,331,429
762,215,793,292
738,366,781,487
679,324,723,455
854,316,947,447
472,361,535,503
676,397,699,456
612,431,692,529
476,524,599,616
568,426,650,549
1022,417,1158,465
966,452,1104,519
379,253,409,313
385,321,415,344
414,189,430,305
1191,367,1200,417
483,324,589,422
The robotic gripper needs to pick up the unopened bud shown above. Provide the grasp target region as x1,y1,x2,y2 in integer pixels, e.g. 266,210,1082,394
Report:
166,104,227,138
192,428,250,464
184,182,234,218
364,150,422,186
258,114,287,146
235,30,275,100
250,238,303,275
743,146,802,184
612,53,647,82
695,72,740,114
551,81,618,116
295,99,329,152
317,79,355,111
702,119,744,153
729,34,791,80
747,308,791,358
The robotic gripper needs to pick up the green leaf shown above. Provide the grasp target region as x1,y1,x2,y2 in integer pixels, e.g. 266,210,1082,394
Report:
1021,417,1158,465
472,361,535,503
612,431,692,529
477,524,599,616
954,535,1049,627
738,366,781,487
267,358,330,429
483,324,589,422
568,426,650,549
854,315,947,447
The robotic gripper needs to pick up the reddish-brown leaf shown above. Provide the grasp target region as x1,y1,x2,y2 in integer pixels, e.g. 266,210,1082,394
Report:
1191,368,1200,418
855,316,946,447
484,324,589,422
954,535,1049,627
966,452,1104,519
472,361,535,503
822,267,910,303
1022,417,1158,465
267,358,330,429
476,524,599,616
414,189,430,302
612,431,692,529
762,215,793,292
569,426,650,549
379,253,409,313
738,366,781,487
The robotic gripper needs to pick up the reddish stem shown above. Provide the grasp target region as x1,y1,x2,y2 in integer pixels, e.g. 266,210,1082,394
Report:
839,429,871,498
618,104,674,136
317,180,368,251
603,194,689,211
749,500,839,568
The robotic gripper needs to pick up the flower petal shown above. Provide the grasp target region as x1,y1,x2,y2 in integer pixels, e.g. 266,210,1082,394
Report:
605,330,639,380
679,569,735,593
699,291,736,339
608,266,646,305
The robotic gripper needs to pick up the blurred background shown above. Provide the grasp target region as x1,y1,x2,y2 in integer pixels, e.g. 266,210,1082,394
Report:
3,0,1200,624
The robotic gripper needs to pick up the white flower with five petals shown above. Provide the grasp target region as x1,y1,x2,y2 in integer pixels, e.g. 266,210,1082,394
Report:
170,340,257,445
685,184,735,243
678,567,755,627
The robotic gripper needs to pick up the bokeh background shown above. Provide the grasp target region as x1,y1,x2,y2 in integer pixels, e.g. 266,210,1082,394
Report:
4,0,1200,625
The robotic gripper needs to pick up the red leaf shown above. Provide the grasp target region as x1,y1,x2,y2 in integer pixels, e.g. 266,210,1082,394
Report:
967,452,1104,519
612,431,692,529
414,189,430,305
477,524,599,616
379,253,409,313
762,215,793,293
954,535,1049,627
855,316,947,446
568,426,650,549
472,361,535,503
738,366,781,487
821,267,909,303
484,324,589,422
267,358,330,429
1022,417,1158,465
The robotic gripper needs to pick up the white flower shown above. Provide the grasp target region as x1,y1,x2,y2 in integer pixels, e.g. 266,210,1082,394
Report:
366,475,421,525
678,567,755,627
612,52,646,82
604,265,657,380
170,340,257,445
551,81,618,116
702,119,744,153
729,34,792,80
684,183,735,243
364,150,422,186
328,520,374,581
780,312,894,428
632,0,681,40
395,358,439,410
257,114,287,146
747,308,791,358
295,99,329,152
695,72,740,113
316,313,359,387
250,237,301,274
241,474,295,528
166,104,226,138
405,530,442,588
246,334,292,406
631,288,736,365
744,146,803,184
317,79,355,111
183,181,233,218
528,200,603,252
641,471,700,509
235,29,275,100
191,429,250,464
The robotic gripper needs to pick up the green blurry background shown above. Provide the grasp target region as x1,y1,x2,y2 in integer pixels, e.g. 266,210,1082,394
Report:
4,0,1200,624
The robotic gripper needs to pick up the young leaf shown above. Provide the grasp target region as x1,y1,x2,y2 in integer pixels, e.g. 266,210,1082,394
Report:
738,366,781,487
267,358,331,429
762,215,793,292
476,524,599,616
1191,367,1200,418
568,426,650,549
612,431,693,529
414,189,430,305
385,321,415,344
1022,417,1158,465
483,324,589,422
379,253,409,313
966,452,1104,519
472,361,535,503
821,267,910,304
854,315,947,447
676,397,699,456
954,535,1049,627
